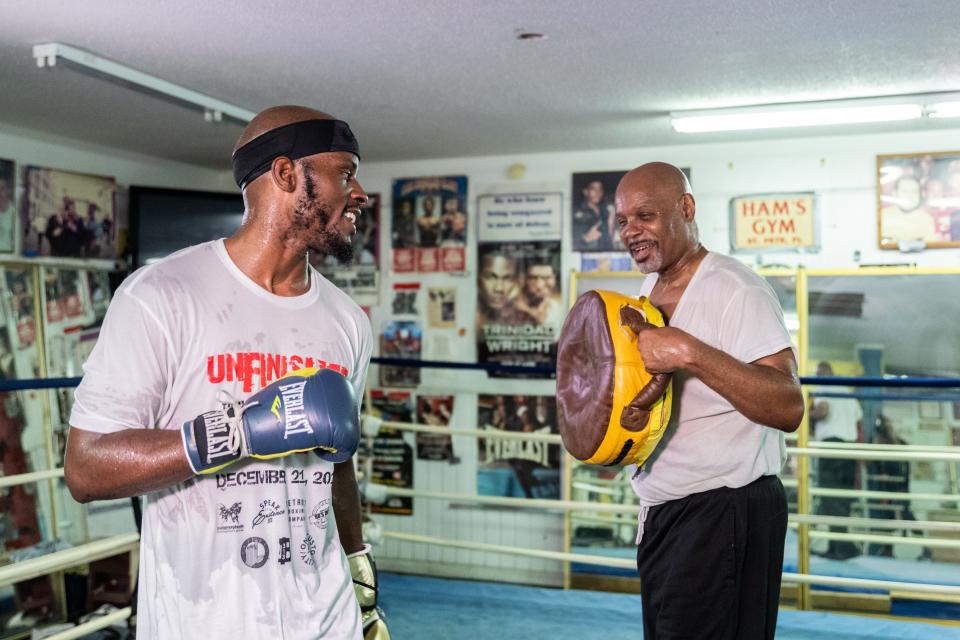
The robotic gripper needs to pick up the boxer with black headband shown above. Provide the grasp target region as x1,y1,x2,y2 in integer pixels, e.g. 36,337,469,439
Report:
232,118,361,189
65,106,387,640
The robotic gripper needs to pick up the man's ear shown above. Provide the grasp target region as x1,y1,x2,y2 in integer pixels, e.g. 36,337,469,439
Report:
680,193,696,221
269,157,298,194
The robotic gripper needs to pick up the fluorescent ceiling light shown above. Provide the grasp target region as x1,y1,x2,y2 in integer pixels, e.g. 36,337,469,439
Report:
32,42,254,124
671,103,922,133
927,101,960,119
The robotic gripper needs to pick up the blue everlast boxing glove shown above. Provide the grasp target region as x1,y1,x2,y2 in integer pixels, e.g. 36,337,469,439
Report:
181,368,360,474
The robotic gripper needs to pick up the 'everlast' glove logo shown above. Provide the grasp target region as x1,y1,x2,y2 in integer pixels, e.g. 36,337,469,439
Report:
277,381,313,440
202,411,235,464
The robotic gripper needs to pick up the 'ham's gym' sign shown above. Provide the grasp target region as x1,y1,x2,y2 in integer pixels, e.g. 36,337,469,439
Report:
729,192,818,253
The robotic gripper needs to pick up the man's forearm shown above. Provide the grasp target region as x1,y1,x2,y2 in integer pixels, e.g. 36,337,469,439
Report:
332,460,365,553
684,344,804,432
65,427,194,503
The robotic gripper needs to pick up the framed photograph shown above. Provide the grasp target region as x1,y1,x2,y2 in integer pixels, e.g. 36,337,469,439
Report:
0,159,15,254
877,151,960,249
22,166,118,259
571,171,625,252
572,168,690,253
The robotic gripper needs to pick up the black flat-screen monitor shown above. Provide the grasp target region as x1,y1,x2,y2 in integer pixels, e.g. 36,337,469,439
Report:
128,186,244,268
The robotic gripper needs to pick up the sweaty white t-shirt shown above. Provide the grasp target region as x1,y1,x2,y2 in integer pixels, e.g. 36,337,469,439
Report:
71,240,371,640
630,252,792,512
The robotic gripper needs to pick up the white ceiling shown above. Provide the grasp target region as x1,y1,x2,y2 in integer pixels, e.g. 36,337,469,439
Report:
2,0,960,169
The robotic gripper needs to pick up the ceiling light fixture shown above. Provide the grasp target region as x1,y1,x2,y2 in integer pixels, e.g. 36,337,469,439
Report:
927,100,960,119
32,42,255,124
670,93,960,134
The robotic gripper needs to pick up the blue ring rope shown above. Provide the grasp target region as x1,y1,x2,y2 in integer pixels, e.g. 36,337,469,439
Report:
1,361,958,392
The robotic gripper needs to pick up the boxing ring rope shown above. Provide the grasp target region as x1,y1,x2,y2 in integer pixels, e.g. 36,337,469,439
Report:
379,530,960,598
571,511,960,534
360,408,960,605
367,485,960,551
0,533,140,588
0,467,65,489
364,416,960,462
41,607,133,640
0,365,957,621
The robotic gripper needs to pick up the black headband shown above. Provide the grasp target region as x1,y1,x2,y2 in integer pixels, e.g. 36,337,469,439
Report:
231,119,360,189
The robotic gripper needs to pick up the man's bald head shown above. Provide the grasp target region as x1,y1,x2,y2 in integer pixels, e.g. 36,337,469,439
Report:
614,162,699,274
617,162,692,203
233,105,335,154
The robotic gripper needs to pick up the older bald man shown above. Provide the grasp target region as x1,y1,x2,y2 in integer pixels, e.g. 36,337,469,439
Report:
615,162,803,640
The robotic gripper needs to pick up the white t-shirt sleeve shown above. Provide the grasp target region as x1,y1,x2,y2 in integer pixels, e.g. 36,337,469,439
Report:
70,287,173,433
349,314,373,403
718,284,793,364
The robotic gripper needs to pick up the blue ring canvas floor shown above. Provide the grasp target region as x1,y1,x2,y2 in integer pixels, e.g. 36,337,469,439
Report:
379,573,960,640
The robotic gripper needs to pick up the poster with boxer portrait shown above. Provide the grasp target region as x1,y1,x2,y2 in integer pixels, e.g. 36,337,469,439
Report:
379,320,422,387
426,287,456,329
476,241,561,378
0,159,15,254
314,193,380,294
363,390,414,515
571,168,691,253
415,395,454,461
477,394,560,500
22,166,117,259
4,267,36,350
41,268,93,330
391,175,467,273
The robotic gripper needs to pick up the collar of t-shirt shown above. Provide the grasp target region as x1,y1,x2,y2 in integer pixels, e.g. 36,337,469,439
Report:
212,238,321,309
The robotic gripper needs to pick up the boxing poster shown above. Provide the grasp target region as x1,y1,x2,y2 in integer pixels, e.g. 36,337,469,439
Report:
391,175,467,273
314,193,380,294
87,269,112,325
391,282,420,316
426,287,456,329
572,168,691,252
379,320,421,387
22,166,118,259
4,267,36,349
363,390,414,516
0,159,15,254
476,394,560,500
415,395,454,461
476,193,562,242
476,241,561,378
41,268,93,330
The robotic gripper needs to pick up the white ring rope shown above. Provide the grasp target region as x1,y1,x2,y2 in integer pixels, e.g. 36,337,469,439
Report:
381,531,960,597
368,486,960,545
364,415,960,462
0,467,65,489
40,607,133,640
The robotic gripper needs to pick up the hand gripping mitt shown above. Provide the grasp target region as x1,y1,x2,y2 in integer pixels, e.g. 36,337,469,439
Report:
556,290,672,466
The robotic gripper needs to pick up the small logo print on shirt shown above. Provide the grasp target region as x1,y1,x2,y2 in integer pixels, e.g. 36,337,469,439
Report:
278,537,292,565
252,499,285,528
240,536,269,568
217,502,243,533
288,498,306,527
300,533,317,566
309,499,330,530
